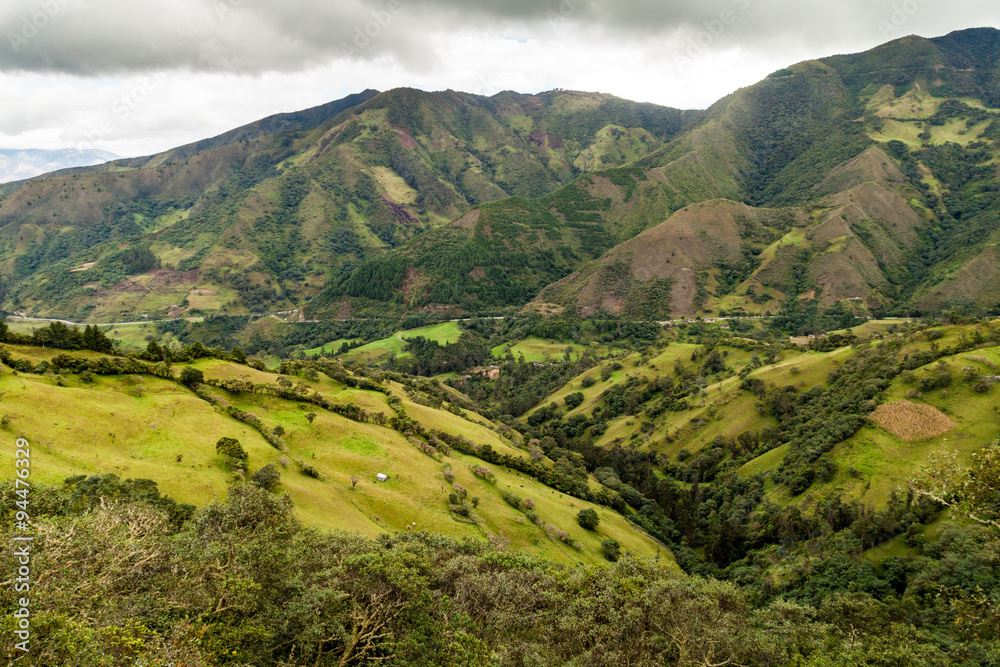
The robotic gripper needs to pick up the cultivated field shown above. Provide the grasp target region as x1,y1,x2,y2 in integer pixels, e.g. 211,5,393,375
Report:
868,400,957,441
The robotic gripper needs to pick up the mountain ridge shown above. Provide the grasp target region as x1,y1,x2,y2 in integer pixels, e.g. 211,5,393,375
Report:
4,28,1000,322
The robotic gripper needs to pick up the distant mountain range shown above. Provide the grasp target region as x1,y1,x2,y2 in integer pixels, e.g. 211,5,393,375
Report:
0,148,119,183
3,28,1000,322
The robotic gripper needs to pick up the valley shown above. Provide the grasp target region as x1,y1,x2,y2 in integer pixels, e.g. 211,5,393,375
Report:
3,26,1000,667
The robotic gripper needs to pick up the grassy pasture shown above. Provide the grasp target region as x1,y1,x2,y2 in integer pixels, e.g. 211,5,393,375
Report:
0,347,666,565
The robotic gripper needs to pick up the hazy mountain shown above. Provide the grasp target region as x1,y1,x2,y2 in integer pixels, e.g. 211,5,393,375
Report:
0,147,119,183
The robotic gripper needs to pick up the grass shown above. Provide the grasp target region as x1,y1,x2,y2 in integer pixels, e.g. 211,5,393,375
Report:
491,337,610,363
335,322,463,361
304,338,363,357
0,346,668,565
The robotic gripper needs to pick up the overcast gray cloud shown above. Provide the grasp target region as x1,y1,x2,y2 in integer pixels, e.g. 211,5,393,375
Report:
1,0,996,75
0,0,998,157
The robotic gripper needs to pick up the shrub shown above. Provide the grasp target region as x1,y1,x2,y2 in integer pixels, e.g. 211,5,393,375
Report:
471,465,496,484
815,456,837,483
565,392,585,410
601,539,621,562
581,376,596,388
250,464,281,491
577,508,600,530
180,366,204,387
500,489,523,510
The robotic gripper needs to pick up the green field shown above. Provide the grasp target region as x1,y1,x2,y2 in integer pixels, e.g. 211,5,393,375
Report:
491,337,614,363
0,344,668,566
309,322,463,360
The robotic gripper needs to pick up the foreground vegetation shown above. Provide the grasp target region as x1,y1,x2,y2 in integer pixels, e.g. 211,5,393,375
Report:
2,312,1000,663
2,481,998,666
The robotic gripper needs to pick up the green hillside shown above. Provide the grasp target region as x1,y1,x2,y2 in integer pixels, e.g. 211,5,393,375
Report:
0,340,669,567
317,29,1000,319
0,89,695,322
502,317,1000,562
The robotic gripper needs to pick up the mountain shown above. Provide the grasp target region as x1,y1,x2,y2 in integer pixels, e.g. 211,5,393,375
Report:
316,28,1000,319
0,147,119,183
0,88,695,321
5,28,1000,324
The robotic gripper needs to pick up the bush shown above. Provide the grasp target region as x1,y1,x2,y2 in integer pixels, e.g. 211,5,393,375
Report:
577,508,600,530
815,456,837,482
180,366,204,387
470,465,496,484
564,392,585,410
581,376,596,388
250,464,281,491
601,539,621,562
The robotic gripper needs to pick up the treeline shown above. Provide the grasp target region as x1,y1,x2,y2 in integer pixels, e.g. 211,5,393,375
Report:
0,320,113,353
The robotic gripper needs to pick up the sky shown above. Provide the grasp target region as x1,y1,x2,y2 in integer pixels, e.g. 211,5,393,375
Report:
0,0,998,158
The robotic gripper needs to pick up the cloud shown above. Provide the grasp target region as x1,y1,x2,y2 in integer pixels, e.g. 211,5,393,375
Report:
0,0,998,77
0,0,999,159
0,0,430,74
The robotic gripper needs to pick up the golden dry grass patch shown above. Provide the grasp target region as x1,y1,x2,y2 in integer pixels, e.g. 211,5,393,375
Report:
868,400,956,441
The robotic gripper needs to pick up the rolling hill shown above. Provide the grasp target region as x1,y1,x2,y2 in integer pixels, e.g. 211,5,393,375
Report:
0,339,669,566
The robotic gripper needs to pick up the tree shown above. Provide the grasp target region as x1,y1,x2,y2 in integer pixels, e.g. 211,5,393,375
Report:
216,437,248,471
180,366,204,387
305,412,317,424
82,325,113,353
350,475,359,491
145,339,164,361
250,464,281,491
577,508,600,530
911,440,1000,529
565,392,584,410
230,346,248,365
